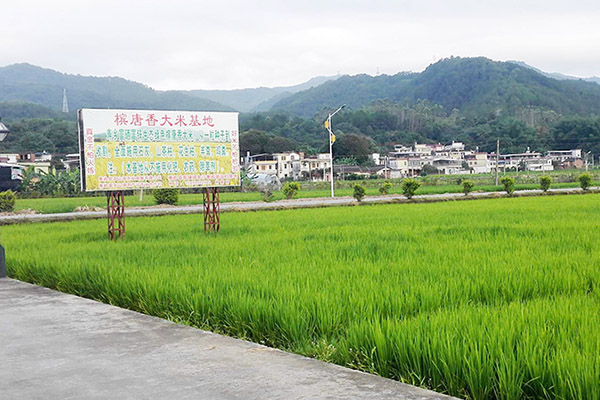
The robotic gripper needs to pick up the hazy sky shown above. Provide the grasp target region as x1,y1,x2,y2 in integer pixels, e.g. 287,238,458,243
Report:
2,0,599,90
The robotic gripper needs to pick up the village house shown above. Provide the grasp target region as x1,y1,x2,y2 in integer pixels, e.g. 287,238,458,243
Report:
489,150,554,172
547,149,586,169
245,152,331,182
61,153,81,170
243,143,585,181
0,153,19,164
334,165,386,179
464,153,491,174
300,154,332,181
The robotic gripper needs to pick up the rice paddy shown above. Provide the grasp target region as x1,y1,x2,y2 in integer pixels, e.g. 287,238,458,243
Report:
3,194,600,399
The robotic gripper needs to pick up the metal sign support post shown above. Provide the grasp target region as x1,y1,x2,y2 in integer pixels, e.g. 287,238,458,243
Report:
203,187,220,232
107,191,125,240
0,245,6,278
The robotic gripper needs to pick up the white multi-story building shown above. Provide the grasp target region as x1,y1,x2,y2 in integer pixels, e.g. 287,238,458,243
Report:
489,151,554,172
246,152,331,181
524,157,554,171
388,158,409,178
431,158,464,175
273,152,303,180
547,149,582,162
414,143,433,156
300,154,331,181
464,153,491,173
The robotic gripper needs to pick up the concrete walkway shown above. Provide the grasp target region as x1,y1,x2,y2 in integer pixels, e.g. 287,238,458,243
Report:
0,278,454,399
0,186,595,225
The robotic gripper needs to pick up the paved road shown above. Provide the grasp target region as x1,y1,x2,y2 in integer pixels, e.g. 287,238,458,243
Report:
0,278,454,399
0,187,595,225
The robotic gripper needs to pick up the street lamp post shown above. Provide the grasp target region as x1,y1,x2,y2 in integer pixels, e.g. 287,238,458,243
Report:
325,104,345,198
0,120,9,278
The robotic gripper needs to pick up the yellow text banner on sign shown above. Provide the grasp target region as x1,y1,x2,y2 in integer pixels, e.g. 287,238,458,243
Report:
78,109,240,191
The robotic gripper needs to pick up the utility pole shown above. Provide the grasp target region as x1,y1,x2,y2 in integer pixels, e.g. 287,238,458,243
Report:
585,151,591,172
385,155,389,179
495,139,499,186
324,104,346,198
0,121,10,277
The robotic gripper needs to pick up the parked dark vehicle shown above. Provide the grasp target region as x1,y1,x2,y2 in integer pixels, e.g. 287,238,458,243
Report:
0,164,24,191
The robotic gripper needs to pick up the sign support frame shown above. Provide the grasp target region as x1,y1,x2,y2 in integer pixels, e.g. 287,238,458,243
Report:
203,187,220,232
107,191,125,240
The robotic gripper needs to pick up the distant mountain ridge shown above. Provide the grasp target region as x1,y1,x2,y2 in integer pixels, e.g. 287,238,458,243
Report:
3,59,600,122
0,63,233,113
270,57,600,117
187,76,338,112
0,63,337,115
508,60,600,85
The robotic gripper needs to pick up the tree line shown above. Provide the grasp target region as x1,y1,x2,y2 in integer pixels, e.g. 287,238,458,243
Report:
1,100,600,165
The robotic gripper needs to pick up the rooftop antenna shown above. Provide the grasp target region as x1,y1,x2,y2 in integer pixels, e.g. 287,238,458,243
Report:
62,89,69,113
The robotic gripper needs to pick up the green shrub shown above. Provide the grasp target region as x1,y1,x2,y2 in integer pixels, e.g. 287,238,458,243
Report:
379,181,392,195
262,189,274,202
282,182,301,199
420,164,438,176
346,173,362,181
153,188,179,205
0,190,16,212
578,173,592,190
353,184,366,202
462,180,474,196
540,176,551,192
500,176,515,196
401,178,421,199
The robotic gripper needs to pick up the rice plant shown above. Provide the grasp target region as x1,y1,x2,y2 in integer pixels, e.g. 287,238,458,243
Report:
3,194,600,399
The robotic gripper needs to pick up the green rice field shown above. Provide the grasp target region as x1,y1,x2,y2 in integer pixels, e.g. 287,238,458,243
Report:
14,181,581,214
3,195,600,399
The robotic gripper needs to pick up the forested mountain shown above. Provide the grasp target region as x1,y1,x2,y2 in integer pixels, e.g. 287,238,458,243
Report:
272,57,600,118
187,76,337,112
0,63,232,112
0,63,336,114
0,101,63,120
4,58,600,120
270,73,416,118
3,58,600,163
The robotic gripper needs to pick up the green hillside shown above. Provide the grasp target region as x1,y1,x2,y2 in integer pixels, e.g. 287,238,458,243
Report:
0,63,233,112
0,101,64,121
272,57,600,118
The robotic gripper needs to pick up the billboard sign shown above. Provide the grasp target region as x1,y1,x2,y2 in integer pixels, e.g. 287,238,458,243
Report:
78,108,240,191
